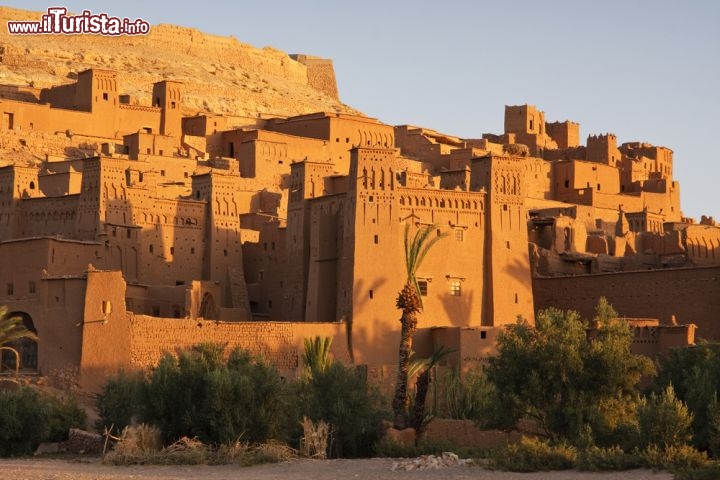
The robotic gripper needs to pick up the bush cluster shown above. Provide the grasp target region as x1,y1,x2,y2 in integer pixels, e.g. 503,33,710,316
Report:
0,386,86,456
96,342,385,459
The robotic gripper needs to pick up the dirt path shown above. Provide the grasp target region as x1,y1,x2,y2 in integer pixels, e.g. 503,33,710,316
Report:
0,458,675,480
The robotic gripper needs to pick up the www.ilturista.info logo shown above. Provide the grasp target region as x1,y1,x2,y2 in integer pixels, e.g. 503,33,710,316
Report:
7,7,150,36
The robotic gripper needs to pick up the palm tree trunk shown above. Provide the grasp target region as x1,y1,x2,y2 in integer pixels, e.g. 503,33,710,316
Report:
411,368,431,432
392,310,416,429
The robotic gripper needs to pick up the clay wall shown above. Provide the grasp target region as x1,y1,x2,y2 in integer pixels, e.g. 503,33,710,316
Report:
586,134,620,166
522,157,553,200
124,132,178,159
226,129,329,182
686,224,720,265
342,147,488,365
503,105,557,155
394,126,446,163
554,160,620,197
119,317,350,385
266,113,394,173
470,154,536,325
18,195,80,238
290,55,339,101
39,169,83,196
533,266,720,339
545,121,580,149
241,213,288,319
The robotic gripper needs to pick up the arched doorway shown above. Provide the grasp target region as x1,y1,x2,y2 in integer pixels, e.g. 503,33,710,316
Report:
1,312,38,372
198,293,219,320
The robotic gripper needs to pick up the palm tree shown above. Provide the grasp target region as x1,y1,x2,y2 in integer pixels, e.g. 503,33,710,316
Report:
410,345,453,433
392,224,445,429
0,306,38,374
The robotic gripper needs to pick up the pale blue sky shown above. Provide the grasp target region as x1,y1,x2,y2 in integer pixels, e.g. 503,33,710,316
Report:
8,1,720,219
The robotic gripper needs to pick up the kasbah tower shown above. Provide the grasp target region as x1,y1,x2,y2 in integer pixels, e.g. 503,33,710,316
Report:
0,6,717,391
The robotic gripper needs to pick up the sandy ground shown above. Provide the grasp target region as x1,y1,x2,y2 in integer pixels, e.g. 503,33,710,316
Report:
0,458,675,480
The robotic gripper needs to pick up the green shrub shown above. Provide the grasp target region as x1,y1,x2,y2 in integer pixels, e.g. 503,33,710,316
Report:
0,386,86,456
639,385,693,449
45,394,87,442
95,371,144,434
576,445,643,471
641,444,708,472
490,437,576,472
141,344,293,445
298,362,385,458
675,462,720,480
438,367,494,421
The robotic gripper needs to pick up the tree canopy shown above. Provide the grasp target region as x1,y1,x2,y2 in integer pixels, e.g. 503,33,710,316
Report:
484,300,654,444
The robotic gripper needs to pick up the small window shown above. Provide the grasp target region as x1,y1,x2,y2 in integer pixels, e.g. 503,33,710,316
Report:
506,241,511,249
480,330,487,339
6,283,13,295
29,181,35,190
450,280,461,296
176,281,185,286
368,195,374,203
258,270,264,281
170,246,175,255
223,249,228,257
102,300,112,315
418,280,428,297
374,234,379,244
369,289,374,299
29,281,36,294
171,101,176,109
149,244,154,253
126,229,131,239
161,170,166,176
190,247,195,254
454,229,464,242
564,179,569,188
597,183,601,191
503,204,508,211
103,92,109,101
271,242,275,251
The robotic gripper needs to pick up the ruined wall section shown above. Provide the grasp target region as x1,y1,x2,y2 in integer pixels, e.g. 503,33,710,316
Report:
290,55,339,101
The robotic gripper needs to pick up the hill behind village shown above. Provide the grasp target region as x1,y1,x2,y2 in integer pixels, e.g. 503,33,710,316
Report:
0,7,357,119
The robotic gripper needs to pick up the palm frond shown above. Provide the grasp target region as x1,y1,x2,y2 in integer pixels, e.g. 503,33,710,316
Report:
0,309,37,346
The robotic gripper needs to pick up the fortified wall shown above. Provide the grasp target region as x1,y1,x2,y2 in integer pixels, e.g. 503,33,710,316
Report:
533,266,720,338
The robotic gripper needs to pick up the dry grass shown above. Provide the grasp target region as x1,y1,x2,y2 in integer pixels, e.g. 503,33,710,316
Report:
104,425,296,466
299,417,330,459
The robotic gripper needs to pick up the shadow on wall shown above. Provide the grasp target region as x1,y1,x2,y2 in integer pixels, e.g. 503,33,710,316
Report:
348,276,389,362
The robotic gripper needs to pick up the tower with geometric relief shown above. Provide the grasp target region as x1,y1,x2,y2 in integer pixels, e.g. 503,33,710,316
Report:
471,153,535,325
